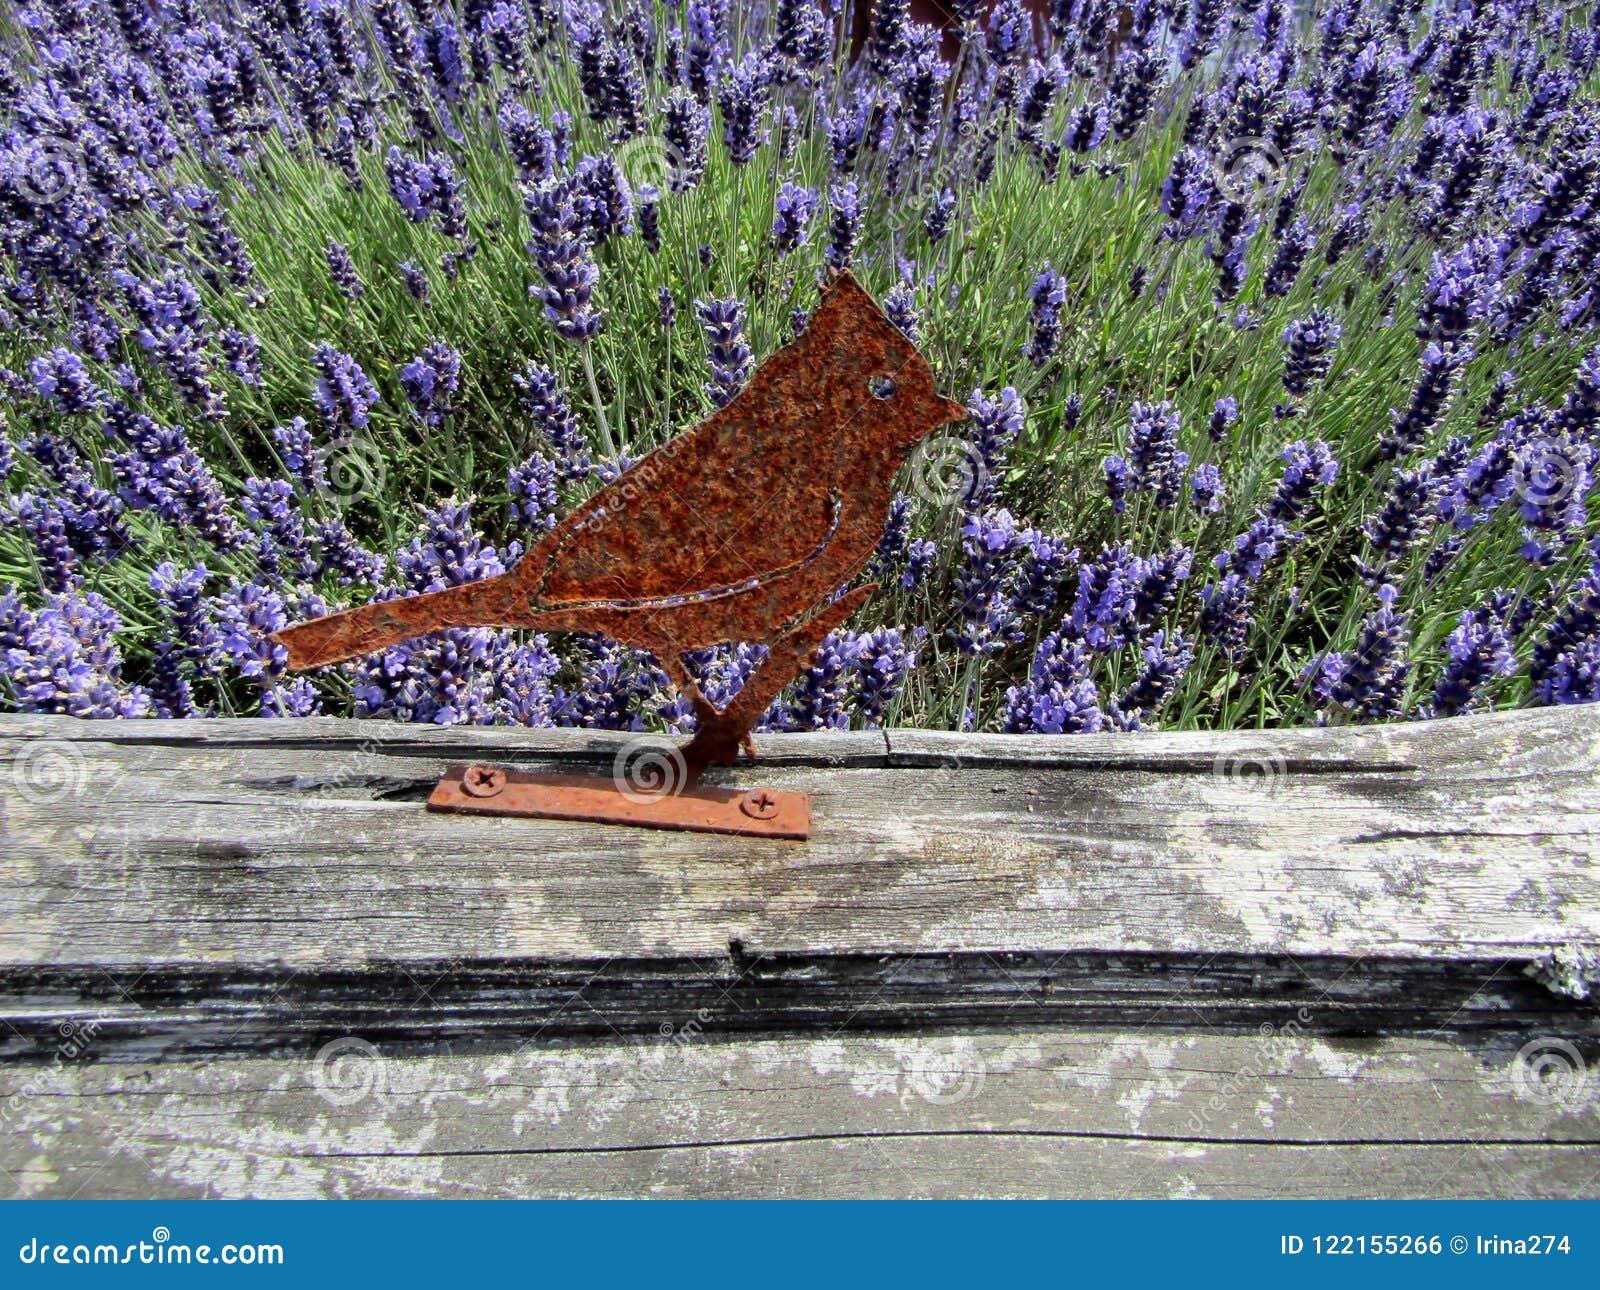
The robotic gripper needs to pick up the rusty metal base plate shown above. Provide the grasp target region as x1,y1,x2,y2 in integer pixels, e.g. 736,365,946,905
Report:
426,764,810,840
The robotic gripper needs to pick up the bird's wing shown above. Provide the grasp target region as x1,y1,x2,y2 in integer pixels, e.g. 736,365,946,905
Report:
536,343,848,607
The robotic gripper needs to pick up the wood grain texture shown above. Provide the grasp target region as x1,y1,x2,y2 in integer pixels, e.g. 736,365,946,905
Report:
2,706,1597,972
3,1029,1596,1199
2,710,1597,1198
3,707,1599,1059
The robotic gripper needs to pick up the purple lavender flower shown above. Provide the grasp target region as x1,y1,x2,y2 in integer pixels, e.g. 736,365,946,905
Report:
508,451,560,531
0,589,150,717
1384,341,1473,459
512,364,590,478
1115,629,1195,725
662,88,711,190
1123,401,1188,509
1360,467,1437,580
951,508,1024,656
1063,100,1109,154
770,181,816,256
1207,397,1239,443
326,241,365,300
398,260,431,305
1103,455,1131,512
311,343,379,434
885,278,919,341
524,177,603,343
636,186,661,254
1304,584,1412,719
1069,545,1140,651
1190,463,1225,513
853,626,923,726
29,348,102,414
964,386,1024,507
219,329,262,385
1013,529,1077,617
826,180,863,270
272,417,326,494
1265,219,1315,298
1161,146,1215,239
658,286,677,331
787,630,861,730
1432,605,1516,716
1281,309,1342,397
902,538,937,590
717,54,767,165
1023,264,1067,368
925,188,955,244
399,339,462,425
10,494,80,592
1002,633,1105,734
1109,49,1163,140
1216,518,1292,581
695,297,752,409
1268,441,1339,522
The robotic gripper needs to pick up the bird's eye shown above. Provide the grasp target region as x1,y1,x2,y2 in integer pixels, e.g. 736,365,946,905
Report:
868,375,895,399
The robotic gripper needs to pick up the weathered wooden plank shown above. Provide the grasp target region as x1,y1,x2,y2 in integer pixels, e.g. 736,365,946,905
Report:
3,1030,1595,1199
3,952,1596,1063
3,708,1598,1055
2,707,1596,972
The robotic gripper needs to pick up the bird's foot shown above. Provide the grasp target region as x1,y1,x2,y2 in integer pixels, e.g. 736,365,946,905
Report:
678,714,757,783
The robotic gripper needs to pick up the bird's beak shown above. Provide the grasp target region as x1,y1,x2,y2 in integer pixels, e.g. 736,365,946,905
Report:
935,396,967,427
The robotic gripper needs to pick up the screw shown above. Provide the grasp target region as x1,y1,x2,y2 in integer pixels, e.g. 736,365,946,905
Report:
739,788,779,820
462,764,507,798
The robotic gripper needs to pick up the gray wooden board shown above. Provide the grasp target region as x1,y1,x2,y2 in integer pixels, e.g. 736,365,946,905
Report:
2,708,1599,1058
3,710,1599,1197
2,1029,1596,1199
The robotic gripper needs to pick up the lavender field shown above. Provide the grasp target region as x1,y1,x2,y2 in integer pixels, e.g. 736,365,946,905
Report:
1,0,1598,736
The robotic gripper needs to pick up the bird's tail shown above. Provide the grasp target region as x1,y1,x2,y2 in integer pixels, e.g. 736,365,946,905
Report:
272,573,525,670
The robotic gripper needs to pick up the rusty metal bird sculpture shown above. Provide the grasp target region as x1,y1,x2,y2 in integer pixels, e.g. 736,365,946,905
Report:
271,270,966,836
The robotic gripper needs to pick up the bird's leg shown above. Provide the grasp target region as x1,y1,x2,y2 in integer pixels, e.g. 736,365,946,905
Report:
658,653,720,728
676,584,878,780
